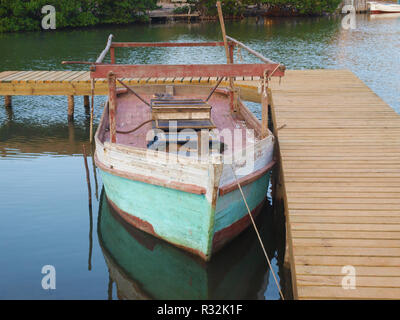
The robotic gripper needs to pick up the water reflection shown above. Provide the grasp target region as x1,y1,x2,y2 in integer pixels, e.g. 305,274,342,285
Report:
0,115,90,159
97,189,279,300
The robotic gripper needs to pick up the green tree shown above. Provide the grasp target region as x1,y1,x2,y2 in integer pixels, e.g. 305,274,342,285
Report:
0,0,158,33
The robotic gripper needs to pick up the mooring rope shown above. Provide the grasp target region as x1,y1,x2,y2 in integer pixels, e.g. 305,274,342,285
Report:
230,164,285,300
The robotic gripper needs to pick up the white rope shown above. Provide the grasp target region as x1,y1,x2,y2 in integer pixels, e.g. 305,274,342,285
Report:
269,64,282,79
230,164,285,300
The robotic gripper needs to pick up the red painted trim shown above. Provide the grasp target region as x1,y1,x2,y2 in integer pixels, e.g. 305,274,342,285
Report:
106,198,158,252
370,11,400,13
212,200,265,253
111,41,231,48
106,196,209,261
95,153,207,195
218,160,276,196
90,63,285,79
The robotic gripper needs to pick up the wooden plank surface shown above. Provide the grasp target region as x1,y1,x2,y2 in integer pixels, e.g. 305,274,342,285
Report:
0,71,250,96
269,70,400,300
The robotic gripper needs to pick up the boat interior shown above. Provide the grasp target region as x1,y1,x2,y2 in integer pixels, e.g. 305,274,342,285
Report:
98,84,260,157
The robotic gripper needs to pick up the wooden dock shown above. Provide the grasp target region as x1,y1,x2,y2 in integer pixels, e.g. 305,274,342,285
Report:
0,70,258,96
269,69,400,299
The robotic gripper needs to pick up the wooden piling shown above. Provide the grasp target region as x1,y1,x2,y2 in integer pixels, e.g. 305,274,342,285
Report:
84,95,90,110
68,95,74,122
4,95,11,107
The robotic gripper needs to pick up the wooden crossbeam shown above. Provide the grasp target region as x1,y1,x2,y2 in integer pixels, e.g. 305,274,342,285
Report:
90,63,285,79
110,41,230,48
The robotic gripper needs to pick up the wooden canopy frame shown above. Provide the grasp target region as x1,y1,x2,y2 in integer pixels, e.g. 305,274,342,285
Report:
86,35,285,144
89,34,285,79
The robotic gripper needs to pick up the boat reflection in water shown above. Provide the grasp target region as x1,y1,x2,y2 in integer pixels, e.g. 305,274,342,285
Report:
97,189,277,300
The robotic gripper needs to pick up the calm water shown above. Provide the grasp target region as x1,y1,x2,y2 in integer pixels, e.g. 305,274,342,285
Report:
0,15,399,299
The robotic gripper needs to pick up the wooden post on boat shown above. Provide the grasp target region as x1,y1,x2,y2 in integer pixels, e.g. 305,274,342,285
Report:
110,47,115,64
107,71,117,144
261,91,268,139
217,1,237,112
260,75,269,139
89,34,113,143
217,2,231,65
4,95,12,108
68,95,74,122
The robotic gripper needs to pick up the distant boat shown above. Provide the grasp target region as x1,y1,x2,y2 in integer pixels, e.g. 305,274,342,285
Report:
368,2,400,14
369,12,400,19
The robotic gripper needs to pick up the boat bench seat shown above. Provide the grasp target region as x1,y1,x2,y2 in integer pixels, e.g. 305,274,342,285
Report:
151,98,216,131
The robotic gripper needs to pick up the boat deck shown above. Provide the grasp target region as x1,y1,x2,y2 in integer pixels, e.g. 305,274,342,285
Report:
102,90,252,151
269,70,400,299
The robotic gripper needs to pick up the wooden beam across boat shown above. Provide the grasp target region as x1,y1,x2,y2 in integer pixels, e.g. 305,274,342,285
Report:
90,63,285,79
111,41,230,48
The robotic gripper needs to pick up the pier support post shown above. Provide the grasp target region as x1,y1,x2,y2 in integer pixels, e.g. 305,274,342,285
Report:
4,95,12,108
68,95,75,122
84,95,90,111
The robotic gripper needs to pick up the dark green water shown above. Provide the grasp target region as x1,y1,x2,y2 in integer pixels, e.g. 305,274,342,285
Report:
0,15,399,299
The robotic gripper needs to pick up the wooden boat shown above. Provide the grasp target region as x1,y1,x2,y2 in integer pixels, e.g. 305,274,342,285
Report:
90,34,285,261
368,1,400,13
98,189,274,300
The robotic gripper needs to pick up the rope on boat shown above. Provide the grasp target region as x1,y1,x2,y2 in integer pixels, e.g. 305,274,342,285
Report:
206,77,224,102
268,64,283,80
236,46,244,63
116,119,153,134
117,79,151,107
230,164,285,300
277,124,287,131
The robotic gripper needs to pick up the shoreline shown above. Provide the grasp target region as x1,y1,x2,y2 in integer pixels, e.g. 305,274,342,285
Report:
1,1,397,34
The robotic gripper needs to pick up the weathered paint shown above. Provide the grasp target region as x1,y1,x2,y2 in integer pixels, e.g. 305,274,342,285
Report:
99,167,270,260
100,169,216,259
214,171,270,234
